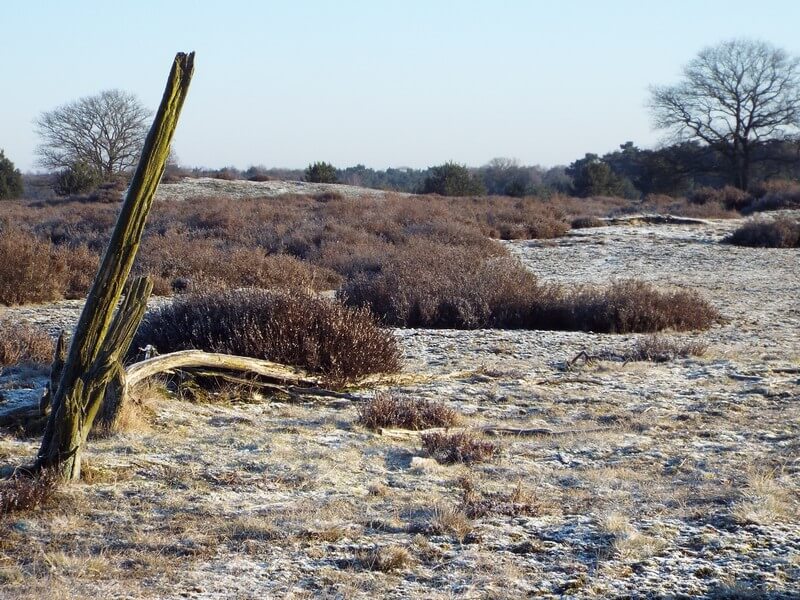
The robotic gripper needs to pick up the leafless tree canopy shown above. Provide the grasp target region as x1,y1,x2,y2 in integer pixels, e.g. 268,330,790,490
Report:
35,89,152,177
650,39,800,189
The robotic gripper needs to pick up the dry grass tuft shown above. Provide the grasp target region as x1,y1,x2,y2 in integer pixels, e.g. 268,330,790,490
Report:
0,471,58,518
421,431,501,465
731,471,795,525
0,320,55,366
429,504,473,541
599,512,667,560
357,392,459,431
354,545,415,572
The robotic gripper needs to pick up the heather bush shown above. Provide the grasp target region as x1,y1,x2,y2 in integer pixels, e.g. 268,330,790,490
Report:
132,289,401,385
0,320,55,366
0,230,67,305
357,392,459,430
422,431,501,465
342,249,718,333
723,217,800,248
340,243,543,328
571,215,605,229
627,335,707,363
688,186,752,211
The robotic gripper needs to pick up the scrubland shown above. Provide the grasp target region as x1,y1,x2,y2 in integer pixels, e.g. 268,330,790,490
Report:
0,179,798,598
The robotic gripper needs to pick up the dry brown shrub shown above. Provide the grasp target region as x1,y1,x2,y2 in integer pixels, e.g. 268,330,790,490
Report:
0,320,55,366
340,242,540,329
627,335,707,362
689,186,753,210
59,244,100,298
0,230,67,305
560,280,719,333
342,246,718,333
571,216,605,229
132,288,401,386
0,471,58,518
357,392,459,431
421,431,501,465
723,217,800,248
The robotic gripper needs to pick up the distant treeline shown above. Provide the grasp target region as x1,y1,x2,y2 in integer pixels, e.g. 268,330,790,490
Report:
180,139,800,199
19,138,800,202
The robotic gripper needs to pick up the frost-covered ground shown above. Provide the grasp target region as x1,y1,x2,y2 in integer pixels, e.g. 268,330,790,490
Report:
1,208,798,599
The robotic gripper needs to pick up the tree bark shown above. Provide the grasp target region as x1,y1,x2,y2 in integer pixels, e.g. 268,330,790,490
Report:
33,53,195,481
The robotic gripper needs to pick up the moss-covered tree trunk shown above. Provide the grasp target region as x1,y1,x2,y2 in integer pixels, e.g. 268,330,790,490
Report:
35,52,195,481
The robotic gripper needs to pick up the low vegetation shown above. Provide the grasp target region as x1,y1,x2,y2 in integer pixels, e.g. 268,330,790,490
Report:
357,393,459,431
421,430,501,465
0,320,55,366
0,471,58,519
723,217,800,248
626,335,707,362
343,252,719,332
131,289,401,385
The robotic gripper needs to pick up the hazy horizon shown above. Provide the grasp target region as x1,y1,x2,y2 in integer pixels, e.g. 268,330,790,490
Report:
4,0,800,173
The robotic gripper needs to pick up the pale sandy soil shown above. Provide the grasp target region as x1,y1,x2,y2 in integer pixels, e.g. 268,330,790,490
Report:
0,202,798,599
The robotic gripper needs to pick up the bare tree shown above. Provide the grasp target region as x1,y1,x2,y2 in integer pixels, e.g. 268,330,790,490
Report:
649,39,800,190
35,89,152,178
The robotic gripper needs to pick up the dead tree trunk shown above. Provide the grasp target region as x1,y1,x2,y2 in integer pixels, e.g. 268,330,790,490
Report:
33,53,195,481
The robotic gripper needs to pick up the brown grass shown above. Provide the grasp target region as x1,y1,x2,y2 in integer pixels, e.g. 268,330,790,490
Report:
131,289,401,386
0,320,55,366
357,392,459,431
421,431,501,465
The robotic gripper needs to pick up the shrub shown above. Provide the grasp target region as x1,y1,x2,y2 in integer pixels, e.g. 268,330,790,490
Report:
688,186,752,211
0,150,24,200
341,247,719,333
135,236,342,294
340,245,543,329
421,431,500,465
0,230,67,305
745,187,800,213
53,162,100,196
0,471,58,518
558,280,719,333
60,245,100,298
571,216,605,229
0,320,55,366
626,335,707,362
357,392,459,430
132,289,401,385
723,217,800,248
304,162,338,183
421,162,486,196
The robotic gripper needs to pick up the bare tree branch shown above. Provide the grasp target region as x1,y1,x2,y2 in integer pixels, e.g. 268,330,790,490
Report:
649,39,800,189
34,89,152,178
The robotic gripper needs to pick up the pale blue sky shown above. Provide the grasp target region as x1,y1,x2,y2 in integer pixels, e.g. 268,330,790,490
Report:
3,0,799,171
